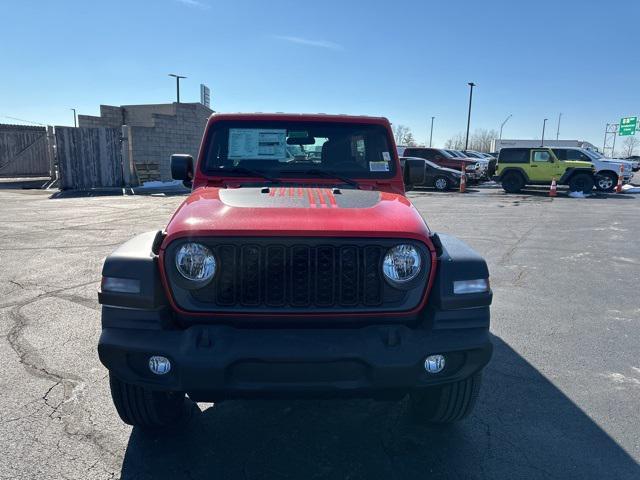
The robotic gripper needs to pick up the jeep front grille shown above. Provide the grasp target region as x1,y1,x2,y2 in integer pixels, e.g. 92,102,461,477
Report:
164,238,429,314
191,243,383,308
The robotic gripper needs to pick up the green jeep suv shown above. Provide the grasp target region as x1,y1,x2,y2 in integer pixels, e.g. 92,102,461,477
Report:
494,147,595,194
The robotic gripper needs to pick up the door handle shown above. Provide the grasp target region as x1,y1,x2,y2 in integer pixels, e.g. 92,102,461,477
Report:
531,165,538,167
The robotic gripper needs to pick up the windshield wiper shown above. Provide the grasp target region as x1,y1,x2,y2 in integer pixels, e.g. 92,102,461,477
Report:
217,166,278,183
290,169,359,187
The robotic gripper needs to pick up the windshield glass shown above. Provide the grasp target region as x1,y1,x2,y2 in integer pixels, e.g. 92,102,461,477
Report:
203,121,396,180
582,149,601,160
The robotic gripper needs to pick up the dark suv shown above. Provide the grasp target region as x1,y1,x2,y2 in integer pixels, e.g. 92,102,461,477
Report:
403,147,481,179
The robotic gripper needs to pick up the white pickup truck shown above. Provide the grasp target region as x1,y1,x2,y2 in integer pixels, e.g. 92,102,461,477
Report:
551,148,634,192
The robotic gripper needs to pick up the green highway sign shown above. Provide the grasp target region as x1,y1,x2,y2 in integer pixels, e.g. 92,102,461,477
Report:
619,116,637,136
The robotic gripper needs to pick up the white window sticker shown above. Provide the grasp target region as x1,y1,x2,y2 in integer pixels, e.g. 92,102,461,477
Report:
228,129,287,160
369,161,390,172
382,151,391,161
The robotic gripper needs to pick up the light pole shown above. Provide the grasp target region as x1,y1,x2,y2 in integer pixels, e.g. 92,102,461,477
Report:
556,113,562,140
168,73,187,103
70,108,77,127
499,114,512,140
541,118,548,147
464,82,476,151
429,116,435,147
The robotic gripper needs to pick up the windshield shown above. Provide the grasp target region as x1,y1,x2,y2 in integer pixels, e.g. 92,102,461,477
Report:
203,121,396,180
582,149,602,160
424,159,440,169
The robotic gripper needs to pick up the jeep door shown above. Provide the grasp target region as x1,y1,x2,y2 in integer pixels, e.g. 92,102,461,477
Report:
529,149,560,181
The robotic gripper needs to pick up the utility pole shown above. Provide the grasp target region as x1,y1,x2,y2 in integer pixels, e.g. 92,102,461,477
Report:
556,113,562,140
168,73,187,103
70,108,77,127
429,116,435,147
464,82,476,151
499,114,512,140
541,118,548,147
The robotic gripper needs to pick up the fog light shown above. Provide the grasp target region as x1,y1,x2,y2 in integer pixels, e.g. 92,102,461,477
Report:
424,354,445,374
149,356,171,375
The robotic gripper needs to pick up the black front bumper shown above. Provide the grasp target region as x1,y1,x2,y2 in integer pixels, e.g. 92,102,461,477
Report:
98,324,492,401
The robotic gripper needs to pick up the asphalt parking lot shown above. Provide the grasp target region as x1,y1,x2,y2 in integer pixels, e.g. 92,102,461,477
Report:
0,185,639,480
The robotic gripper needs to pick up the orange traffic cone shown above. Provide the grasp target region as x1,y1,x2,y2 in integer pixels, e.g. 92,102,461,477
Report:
615,164,623,193
549,177,557,197
459,165,466,193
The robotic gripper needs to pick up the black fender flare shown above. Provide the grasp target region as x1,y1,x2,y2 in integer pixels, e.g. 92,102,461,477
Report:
98,230,172,329
559,168,593,184
495,167,530,183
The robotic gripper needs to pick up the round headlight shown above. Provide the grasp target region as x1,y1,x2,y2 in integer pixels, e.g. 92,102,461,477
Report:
175,243,216,283
383,244,422,284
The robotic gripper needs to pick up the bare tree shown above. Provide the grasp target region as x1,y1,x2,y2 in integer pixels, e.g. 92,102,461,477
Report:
444,132,466,149
404,131,417,147
393,125,418,146
621,136,640,158
469,128,499,152
444,129,498,152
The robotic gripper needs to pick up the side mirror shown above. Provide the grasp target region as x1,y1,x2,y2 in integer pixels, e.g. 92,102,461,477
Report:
171,154,193,188
403,158,426,190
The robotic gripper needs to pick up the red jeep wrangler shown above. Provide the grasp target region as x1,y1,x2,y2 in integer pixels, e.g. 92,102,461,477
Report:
98,113,492,430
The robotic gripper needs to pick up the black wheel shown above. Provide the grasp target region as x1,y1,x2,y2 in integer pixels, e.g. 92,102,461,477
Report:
568,173,594,194
501,171,524,193
109,374,189,430
594,172,617,192
433,176,450,191
408,372,482,424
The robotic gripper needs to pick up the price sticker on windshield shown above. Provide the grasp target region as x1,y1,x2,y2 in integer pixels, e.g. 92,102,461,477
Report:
369,161,390,172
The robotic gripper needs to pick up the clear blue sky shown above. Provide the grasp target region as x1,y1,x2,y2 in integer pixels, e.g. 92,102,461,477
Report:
2,0,639,149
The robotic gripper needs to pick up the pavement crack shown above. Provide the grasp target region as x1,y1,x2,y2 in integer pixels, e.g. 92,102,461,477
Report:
499,223,537,265
5,291,121,465
9,279,26,289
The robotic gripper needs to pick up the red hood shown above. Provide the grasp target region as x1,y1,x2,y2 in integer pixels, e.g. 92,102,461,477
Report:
163,185,432,244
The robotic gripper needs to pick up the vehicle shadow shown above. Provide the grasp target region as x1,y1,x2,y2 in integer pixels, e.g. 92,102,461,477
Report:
119,335,639,479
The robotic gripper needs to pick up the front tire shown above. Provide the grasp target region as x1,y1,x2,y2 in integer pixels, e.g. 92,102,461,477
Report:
109,374,189,430
501,171,524,193
433,176,450,191
594,172,617,192
408,372,483,424
568,173,594,194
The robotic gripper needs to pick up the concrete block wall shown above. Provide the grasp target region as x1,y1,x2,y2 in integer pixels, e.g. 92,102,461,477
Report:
129,103,211,181
78,106,123,129
122,104,176,127
78,102,212,182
